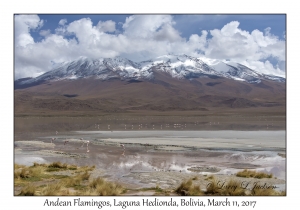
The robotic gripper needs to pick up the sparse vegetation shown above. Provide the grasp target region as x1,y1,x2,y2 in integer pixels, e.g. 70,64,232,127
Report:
48,161,68,169
204,175,214,180
250,187,278,196
14,162,284,196
41,183,64,196
18,184,36,196
85,177,124,195
14,162,124,196
236,169,273,179
175,178,203,196
138,184,171,195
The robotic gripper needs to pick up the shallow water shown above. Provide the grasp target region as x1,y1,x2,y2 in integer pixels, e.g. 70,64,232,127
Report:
15,129,286,190
14,115,286,141
75,130,285,151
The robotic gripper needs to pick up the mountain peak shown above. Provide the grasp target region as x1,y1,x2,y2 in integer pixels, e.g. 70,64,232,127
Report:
15,55,285,87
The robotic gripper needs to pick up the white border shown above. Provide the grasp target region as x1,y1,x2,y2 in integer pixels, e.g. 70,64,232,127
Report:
4,1,295,209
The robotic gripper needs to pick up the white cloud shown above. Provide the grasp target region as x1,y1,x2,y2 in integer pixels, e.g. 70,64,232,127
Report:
96,20,116,32
14,15,44,47
59,18,67,26
187,30,208,52
14,15,286,79
39,29,51,37
55,25,69,36
122,15,176,39
204,21,285,75
241,60,285,77
153,24,182,42
206,21,259,60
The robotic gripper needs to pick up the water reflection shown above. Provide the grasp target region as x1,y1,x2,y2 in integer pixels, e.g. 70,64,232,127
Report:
14,116,286,189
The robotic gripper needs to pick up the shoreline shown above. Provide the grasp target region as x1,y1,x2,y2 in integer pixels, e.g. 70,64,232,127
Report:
14,130,286,195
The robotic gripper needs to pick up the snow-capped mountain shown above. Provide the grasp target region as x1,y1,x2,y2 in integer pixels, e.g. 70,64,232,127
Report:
16,55,285,86
207,60,285,83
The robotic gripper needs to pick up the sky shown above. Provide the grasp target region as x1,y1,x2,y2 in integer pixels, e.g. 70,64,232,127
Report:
14,14,286,80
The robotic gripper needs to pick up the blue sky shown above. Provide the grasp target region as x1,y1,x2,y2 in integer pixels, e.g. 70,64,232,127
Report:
14,14,286,79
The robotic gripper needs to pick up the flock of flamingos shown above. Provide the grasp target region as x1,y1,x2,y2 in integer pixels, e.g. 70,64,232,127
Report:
48,122,195,156
50,131,125,155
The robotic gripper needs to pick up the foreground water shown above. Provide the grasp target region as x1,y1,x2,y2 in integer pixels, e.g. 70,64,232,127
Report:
15,129,286,191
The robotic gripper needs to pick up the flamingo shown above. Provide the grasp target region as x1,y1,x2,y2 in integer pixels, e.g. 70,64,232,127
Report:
81,139,90,151
64,139,69,145
86,140,90,152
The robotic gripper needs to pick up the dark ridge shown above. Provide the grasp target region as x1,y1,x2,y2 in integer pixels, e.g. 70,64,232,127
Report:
184,72,205,79
14,77,32,82
63,94,79,98
106,77,121,81
207,75,221,79
127,79,142,83
14,79,46,90
206,82,221,86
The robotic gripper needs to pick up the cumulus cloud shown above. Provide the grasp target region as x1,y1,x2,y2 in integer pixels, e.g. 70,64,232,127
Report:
205,21,285,75
207,22,259,60
241,60,285,77
14,15,286,79
59,18,67,26
96,20,116,32
153,24,182,42
14,15,44,47
39,29,51,37
122,15,177,39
